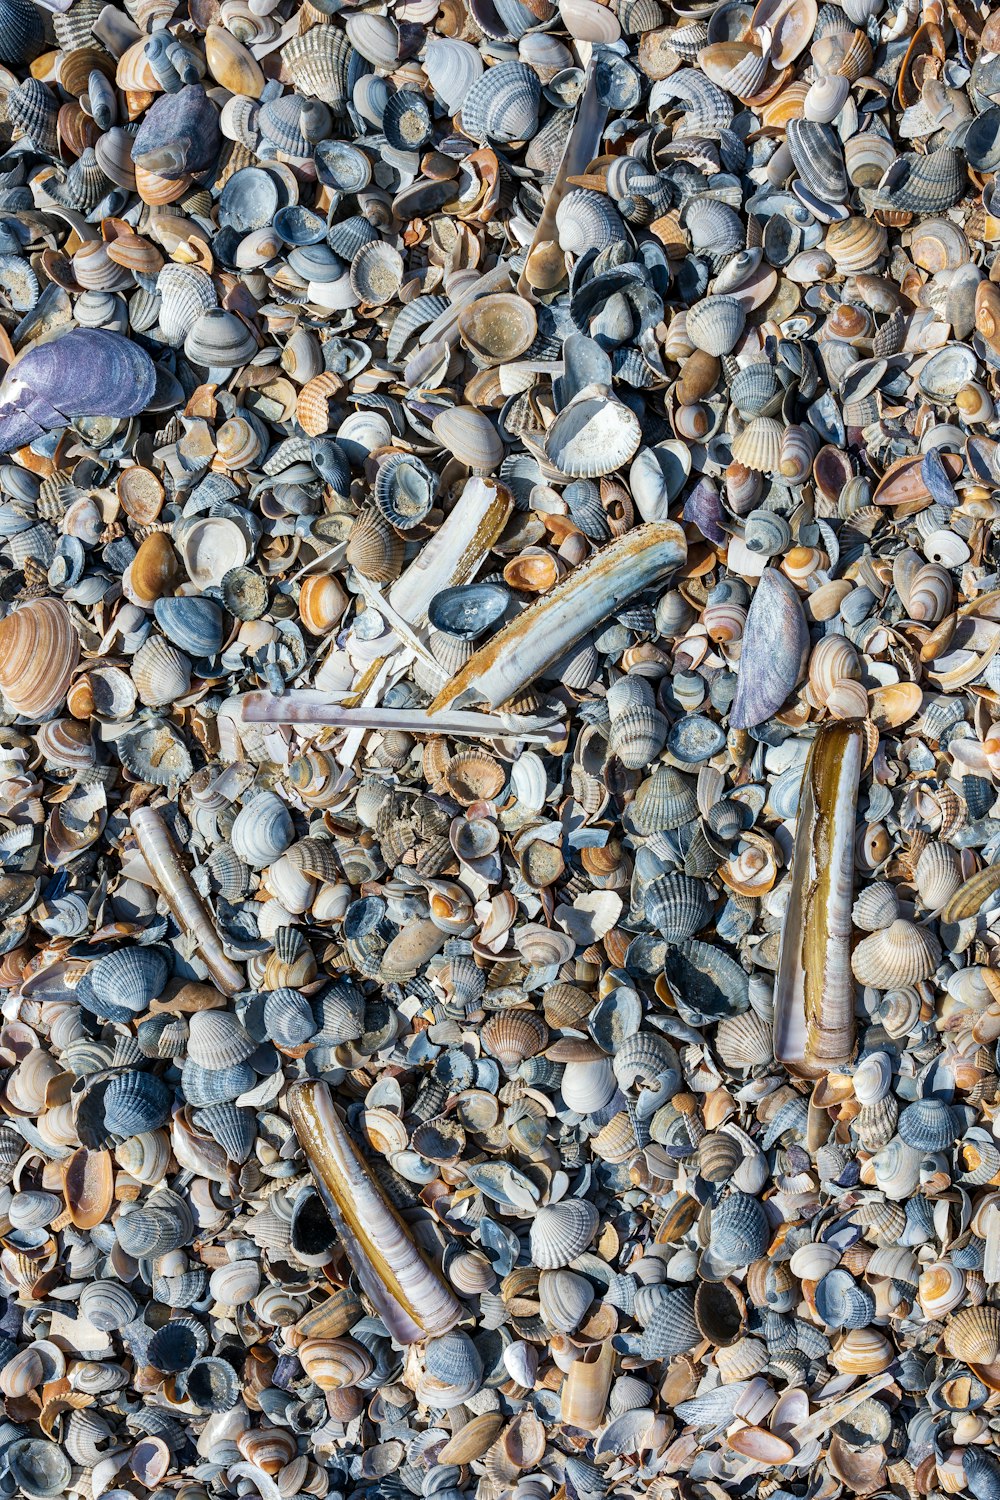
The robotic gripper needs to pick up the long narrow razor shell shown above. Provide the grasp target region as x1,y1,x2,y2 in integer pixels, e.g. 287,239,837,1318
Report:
131,806,244,997
429,521,686,713
288,1080,463,1344
773,719,870,1077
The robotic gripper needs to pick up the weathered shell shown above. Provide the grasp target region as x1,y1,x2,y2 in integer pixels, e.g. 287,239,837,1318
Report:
730,569,809,729
685,296,746,357
231,793,295,867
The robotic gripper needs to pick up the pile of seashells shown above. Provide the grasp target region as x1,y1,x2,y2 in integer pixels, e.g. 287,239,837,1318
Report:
5,0,1000,1491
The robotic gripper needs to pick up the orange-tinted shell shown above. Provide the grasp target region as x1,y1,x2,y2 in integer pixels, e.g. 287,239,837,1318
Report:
0,599,80,717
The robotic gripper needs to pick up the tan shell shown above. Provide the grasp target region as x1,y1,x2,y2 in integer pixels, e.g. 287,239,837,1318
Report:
0,600,80,718
850,919,941,989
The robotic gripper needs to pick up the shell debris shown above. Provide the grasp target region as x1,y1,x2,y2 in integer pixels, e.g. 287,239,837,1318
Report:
0,0,998,1491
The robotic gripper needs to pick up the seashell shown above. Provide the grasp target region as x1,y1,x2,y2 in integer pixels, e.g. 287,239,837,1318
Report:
830,1326,895,1375
944,1305,1000,1364
918,1262,966,1319
530,1198,600,1268
638,1285,700,1359
417,1330,483,1406
685,296,746,357
715,1012,773,1071
774,719,869,1077
7,1441,72,1498
154,597,225,658
0,600,79,719
556,190,626,256
131,84,220,179
897,1097,958,1150
730,569,808,730
432,405,505,473
299,1337,375,1389
851,881,899,931
282,26,352,108
709,1192,770,1269
458,294,537,365
131,636,191,709
850,920,941,990
461,61,541,145
290,1082,462,1343
374,452,436,530
876,147,967,214
914,841,962,909
185,309,257,369
539,1269,593,1333
205,24,264,96
645,873,712,943
426,39,484,113
231,793,295,867
481,1009,548,1068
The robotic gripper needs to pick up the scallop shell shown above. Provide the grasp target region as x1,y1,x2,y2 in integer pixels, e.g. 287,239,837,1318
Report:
555,190,626,256
461,61,541,145
530,1198,600,1269
850,919,941,989
944,1305,1000,1364
425,38,484,113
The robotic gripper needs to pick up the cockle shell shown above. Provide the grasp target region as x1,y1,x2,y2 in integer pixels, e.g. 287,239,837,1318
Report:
851,920,941,990
530,1199,600,1268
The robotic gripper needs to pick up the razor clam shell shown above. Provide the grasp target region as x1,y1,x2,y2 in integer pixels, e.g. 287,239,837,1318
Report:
289,1080,463,1343
429,522,686,712
773,719,868,1076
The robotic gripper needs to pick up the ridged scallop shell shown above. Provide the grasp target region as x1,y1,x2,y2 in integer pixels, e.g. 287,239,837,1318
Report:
715,1011,773,1071
685,295,746,357
461,61,541,145
157,265,217,348
897,1096,958,1150
638,1285,700,1358
850,919,941,989
187,1010,257,1069
709,1191,769,1267
914,841,962,908
131,636,191,709
944,1305,1000,1364
731,416,784,474
644,873,712,943
529,1198,600,1268
282,26,353,109
877,147,967,213
851,881,899,931
481,1009,548,1068
103,1072,172,1137
555,190,626,256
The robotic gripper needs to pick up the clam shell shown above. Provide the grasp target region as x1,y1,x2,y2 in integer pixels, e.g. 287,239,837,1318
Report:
730,569,809,730
0,600,79,719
